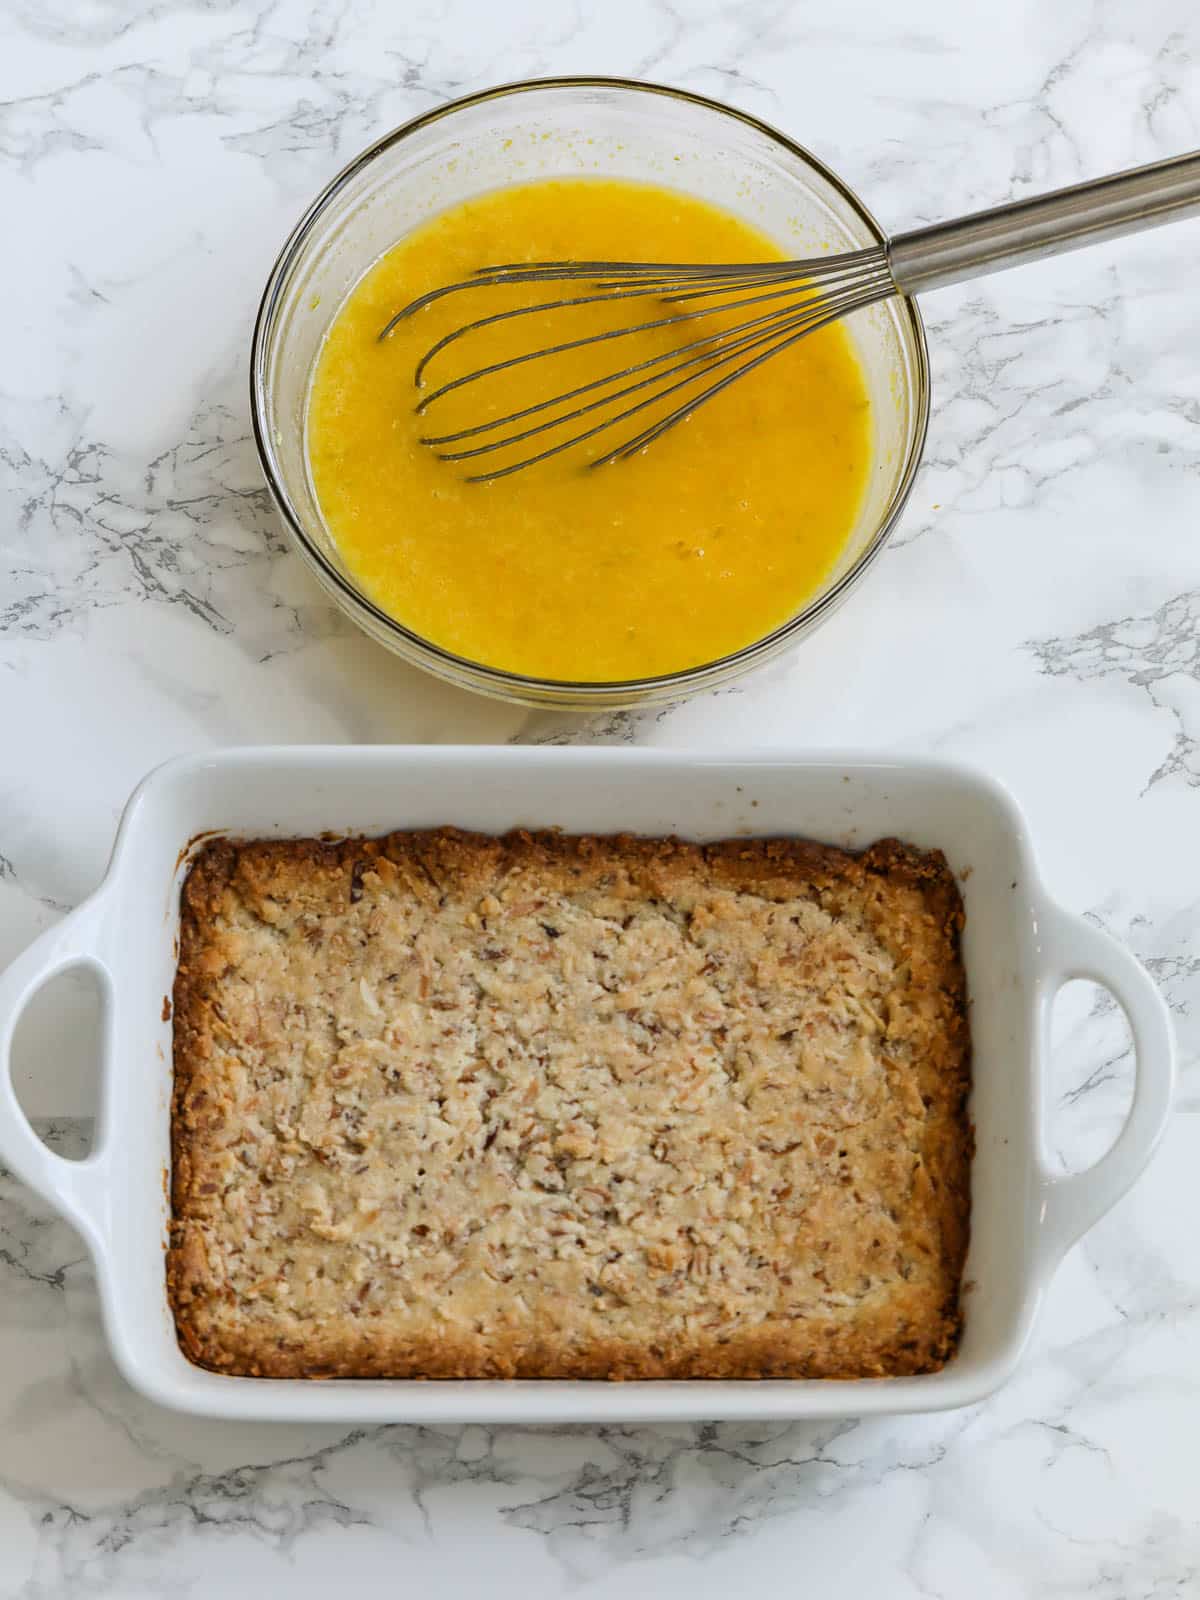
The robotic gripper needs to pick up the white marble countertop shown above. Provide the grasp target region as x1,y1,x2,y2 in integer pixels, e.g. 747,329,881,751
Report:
2,1,1199,1594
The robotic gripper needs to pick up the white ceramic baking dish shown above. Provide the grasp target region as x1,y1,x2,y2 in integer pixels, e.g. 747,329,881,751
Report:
0,748,1175,1423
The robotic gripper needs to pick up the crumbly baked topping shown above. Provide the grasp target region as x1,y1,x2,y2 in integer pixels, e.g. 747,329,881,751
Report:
168,829,970,1380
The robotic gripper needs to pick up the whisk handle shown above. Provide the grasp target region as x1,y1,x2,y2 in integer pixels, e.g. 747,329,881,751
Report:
889,149,1200,295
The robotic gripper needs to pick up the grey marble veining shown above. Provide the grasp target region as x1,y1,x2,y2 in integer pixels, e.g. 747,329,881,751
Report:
2,0,1199,1593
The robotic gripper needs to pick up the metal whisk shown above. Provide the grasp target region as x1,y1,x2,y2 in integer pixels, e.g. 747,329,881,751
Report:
381,150,1200,480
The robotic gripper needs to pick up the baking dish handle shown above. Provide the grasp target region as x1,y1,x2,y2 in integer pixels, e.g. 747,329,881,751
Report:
0,895,115,1251
1035,902,1176,1264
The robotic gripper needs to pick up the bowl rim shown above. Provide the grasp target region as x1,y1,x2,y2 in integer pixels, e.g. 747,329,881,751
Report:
250,74,932,696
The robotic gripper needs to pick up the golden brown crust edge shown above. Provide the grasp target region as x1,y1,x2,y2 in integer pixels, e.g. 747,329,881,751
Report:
168,828,971,1381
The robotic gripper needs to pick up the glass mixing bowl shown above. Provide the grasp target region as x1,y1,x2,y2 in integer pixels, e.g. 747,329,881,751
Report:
251,77,930,709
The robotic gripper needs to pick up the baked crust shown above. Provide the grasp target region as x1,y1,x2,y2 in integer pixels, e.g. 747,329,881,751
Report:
168,829,971,1380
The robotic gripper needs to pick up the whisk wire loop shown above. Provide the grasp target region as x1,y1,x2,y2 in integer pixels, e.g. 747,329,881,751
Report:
383,249,895,476
430,275,893,472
